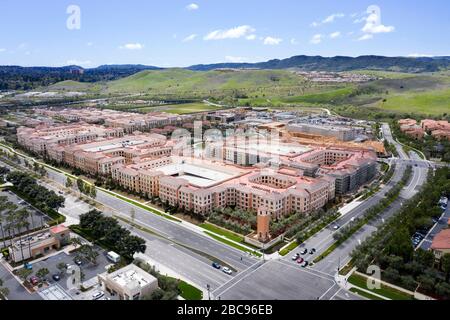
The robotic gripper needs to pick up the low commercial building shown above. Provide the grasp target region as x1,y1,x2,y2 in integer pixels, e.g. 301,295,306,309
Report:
9,225,70,263
287,123,363,142
98,264,158,300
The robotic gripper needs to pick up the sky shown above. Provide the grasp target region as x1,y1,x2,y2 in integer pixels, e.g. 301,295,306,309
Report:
0,0,449,68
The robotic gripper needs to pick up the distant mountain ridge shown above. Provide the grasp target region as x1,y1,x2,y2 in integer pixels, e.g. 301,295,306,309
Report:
1,55,449,90
187,55,450,73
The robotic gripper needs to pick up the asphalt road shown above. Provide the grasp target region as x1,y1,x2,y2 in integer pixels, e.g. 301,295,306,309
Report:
0,262,41,300
0,151,260,293
419,201,450,251
214,124,430,300
44,169,257,271
0,124,432,300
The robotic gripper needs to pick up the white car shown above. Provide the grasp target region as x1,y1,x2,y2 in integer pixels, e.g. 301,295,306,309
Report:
92,291,105,300
222,267,233,275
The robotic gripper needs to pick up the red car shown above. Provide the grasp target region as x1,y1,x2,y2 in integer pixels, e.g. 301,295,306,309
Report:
296,257,304,264
30,276,40,286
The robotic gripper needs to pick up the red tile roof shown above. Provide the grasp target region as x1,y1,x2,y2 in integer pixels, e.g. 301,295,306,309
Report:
431,229,450,250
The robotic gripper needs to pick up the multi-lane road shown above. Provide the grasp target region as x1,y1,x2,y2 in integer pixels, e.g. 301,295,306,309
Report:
213,123,430,300
0,147,259,294
0,123,434,300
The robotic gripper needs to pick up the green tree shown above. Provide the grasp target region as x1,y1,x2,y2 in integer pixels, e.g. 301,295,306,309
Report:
36,268,49,280
0,278,9,299
66,178,73,189
57,262,67,273
76,178,85,194
70,237,83,249
441,253,450,282
90,186,97,199
16,268,32,281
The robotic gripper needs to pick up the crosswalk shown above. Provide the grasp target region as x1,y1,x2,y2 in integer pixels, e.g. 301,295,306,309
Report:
38,284,73,300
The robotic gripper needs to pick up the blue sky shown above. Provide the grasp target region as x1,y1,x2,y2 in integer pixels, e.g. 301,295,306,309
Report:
0,0,449,68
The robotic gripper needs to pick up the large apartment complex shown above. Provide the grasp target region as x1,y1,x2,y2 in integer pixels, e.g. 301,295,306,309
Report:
17,110,378,218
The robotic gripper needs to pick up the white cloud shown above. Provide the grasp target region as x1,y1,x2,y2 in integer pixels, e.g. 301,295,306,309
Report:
329,31,341,39
263,36,282,45
182,34,198,42
204,25,256,40
312,13,345,27
66,59,92,67
353,17,366,24
225,56,247,63
186,3,199,11
310,34,323,44
246,34,256,40
358,34,373,41
290,38,299,45
119,43,144,50
86,42,94,47
407,53,433,58
361,6,395,34
323,13,345,24
0,48,6,53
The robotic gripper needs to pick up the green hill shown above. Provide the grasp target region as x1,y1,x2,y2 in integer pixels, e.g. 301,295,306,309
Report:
105,68,307,94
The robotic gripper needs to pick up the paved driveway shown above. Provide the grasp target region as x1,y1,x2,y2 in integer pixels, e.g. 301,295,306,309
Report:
0,262,41,300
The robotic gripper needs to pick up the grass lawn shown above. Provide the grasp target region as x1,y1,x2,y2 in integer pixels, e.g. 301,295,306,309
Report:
146,102,225,114
348,274,414,300
204,231,262,257
282,87,354,105
178,281,203,300
350,287,384,300
199,223,244,243
100,189,181,223
378,88,450,115
279,241,299,256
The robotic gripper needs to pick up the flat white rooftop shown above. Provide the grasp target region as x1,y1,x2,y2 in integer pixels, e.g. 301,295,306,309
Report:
84,140,146,152
244,142,311,156
108,264,156,290
157,162,242,187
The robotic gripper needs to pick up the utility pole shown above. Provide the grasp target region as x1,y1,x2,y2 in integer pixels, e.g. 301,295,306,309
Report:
130,208,135,230
206,284,211,300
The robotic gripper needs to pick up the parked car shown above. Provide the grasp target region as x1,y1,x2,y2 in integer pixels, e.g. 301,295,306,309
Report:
296,258,304,264
30,276,40,286
74,258,82,266
301,249,308,255
333,225,340,230
92,291,104,300
222,267,232,275
52,274,61,282
309,248,316,255
212,262,221,269
301,261,309,268
292,253,300,261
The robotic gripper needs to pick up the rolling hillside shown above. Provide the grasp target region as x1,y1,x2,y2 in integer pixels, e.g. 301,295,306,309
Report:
104,68,307,94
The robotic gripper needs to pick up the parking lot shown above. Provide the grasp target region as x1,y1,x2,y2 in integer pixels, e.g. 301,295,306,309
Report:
418,198,450,250
0,190,51,241
30,247,111,289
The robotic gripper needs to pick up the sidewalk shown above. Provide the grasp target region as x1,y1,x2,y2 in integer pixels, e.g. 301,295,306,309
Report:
134,253,208,300
334,268,388,300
